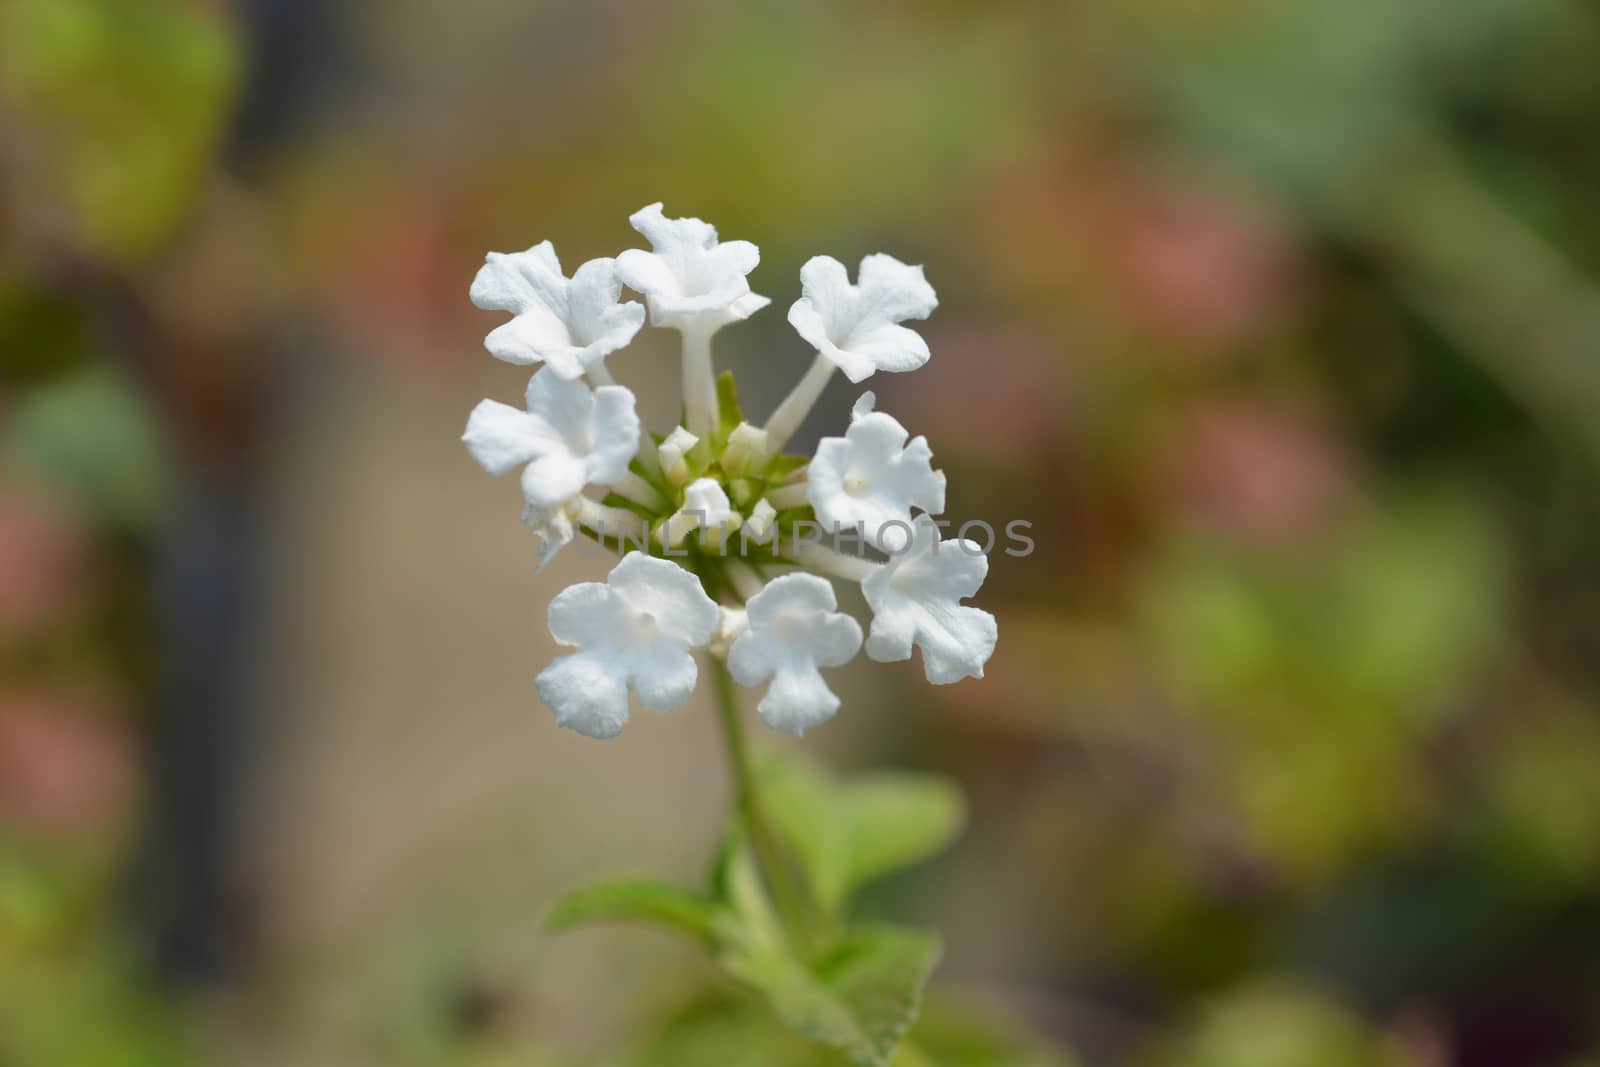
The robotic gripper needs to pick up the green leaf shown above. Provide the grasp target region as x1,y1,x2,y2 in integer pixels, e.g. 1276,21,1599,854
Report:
545,879,720,945
763,758,968,916
721,923,941,1067
715,371,747,445
766,452,812,480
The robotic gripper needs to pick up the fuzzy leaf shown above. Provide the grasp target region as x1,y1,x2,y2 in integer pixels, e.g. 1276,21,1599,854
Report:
763,758,967,916
721,923,941,1067
545,879,719,944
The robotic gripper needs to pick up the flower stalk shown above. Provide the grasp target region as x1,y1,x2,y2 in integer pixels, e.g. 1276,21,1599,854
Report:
681,319,719,439
760,351,836,459
710,654,811,944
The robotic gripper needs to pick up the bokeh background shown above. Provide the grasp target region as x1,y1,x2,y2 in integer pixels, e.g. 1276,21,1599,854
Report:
6,1,1600,1064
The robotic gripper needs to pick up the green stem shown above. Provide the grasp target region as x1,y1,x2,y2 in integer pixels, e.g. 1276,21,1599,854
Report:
710,655,810,944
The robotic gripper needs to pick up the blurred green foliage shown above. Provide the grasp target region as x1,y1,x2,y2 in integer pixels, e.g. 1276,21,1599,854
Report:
0,0,237,268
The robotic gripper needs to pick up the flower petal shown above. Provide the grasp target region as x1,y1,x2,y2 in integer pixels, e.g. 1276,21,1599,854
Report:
469,242,562,312
624,641,700,711
840,322,930,376
606,553,719,647
756,666,841,735
547,580,622,647
520,451,588,508
857,253,938,323
462,399,546,476
586,386,643,485
810,611,865,668
536,650,631,739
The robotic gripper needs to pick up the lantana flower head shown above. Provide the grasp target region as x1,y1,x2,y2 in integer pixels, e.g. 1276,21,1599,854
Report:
464,207,998,739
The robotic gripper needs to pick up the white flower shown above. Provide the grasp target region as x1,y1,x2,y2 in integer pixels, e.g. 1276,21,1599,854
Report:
463,368,641,509
807,392,945,551
661,477,739,549
863,522,996,685
535,553,719,738
728,574,863,734
615,203,770,330
470,242,645,379
787,254,938,384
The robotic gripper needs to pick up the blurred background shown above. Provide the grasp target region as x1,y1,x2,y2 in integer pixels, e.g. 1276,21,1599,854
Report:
5,0,1600,1064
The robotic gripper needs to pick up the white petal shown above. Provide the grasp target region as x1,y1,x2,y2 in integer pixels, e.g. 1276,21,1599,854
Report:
787,253,937,382
606,553,719,647
536,650,631,739
523,367,595,444
725,291,773,322
798,256,855,323
484,312,579,372
586,386,643,486
470,242,562,312
862,524,996,684
547,580,623,647
744,571,836,627
520,452,588,508
566,257,646,353
810,610,866,668
839,322,930,377
857,253,938,323
613,249,682,301
622,641,700,711
462,399,545,476
755,667,841,735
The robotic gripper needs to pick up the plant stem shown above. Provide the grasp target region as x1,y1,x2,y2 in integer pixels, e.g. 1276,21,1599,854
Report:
709,655,810,943
760,352,835,461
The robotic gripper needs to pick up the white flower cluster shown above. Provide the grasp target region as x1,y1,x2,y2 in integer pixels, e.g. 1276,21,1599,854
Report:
464,205,997,739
